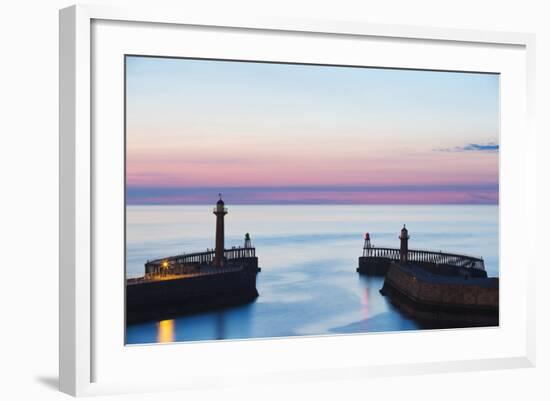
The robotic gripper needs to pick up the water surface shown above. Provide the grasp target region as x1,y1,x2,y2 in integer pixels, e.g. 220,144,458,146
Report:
126,205,498,344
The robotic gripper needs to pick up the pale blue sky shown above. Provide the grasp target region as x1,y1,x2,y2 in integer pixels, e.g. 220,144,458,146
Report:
125,56,499,204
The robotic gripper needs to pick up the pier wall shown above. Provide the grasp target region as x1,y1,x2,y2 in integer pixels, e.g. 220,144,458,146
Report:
380,262,498,327
357,256,391,275
127,259,259,324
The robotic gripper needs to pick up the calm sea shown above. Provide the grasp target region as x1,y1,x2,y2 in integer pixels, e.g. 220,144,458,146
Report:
125,205,499,344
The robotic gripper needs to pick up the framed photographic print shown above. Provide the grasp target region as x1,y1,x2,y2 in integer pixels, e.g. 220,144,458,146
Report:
59,4,536,397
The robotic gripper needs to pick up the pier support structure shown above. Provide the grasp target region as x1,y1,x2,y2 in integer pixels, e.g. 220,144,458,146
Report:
213,194,228,267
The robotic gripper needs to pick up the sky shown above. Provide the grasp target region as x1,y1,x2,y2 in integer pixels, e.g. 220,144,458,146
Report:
126,56,499,205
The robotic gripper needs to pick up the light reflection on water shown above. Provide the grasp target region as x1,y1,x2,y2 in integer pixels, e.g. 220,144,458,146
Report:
126,205,499,344
157,320,175,343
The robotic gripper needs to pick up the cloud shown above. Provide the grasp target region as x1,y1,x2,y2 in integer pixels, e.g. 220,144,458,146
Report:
126,184,499,205
434,141,499,153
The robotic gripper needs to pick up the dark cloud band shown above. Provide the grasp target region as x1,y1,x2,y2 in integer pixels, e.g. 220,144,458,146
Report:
434,142,499,153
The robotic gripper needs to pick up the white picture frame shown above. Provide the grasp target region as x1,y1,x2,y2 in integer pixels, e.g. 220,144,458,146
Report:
59,4,536,397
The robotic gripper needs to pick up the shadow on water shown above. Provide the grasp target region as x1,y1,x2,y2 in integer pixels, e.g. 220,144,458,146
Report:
136,302,257,343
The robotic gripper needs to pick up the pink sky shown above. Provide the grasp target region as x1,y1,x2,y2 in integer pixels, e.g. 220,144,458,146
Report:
125,56,499,204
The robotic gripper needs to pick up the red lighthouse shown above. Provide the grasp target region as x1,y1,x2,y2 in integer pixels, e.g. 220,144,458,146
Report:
399,224,409,263
213,194,228,267
363,233,372,257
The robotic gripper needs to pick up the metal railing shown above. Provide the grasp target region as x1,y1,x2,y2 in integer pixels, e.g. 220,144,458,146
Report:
145,246,256,271
361,246,485,270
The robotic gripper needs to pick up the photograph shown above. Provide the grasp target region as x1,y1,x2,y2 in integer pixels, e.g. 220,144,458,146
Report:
124,55,500,345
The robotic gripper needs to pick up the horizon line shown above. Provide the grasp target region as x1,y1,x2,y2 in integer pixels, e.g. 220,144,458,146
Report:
126,202,499,206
